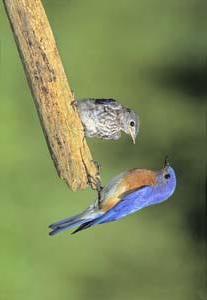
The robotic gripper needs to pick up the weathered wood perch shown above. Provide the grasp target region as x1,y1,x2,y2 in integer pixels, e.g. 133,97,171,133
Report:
3,0,99,191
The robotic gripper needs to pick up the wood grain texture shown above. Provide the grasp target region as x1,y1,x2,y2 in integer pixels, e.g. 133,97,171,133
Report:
3,0,99,191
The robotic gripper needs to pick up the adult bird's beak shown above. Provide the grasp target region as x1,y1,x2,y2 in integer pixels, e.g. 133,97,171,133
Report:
163,156,170,170
129,127,136,144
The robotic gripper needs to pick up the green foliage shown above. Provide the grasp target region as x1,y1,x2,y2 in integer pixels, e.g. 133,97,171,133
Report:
0,0,206,299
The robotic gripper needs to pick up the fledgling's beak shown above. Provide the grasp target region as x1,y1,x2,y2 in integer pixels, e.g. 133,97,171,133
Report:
129,127,136,144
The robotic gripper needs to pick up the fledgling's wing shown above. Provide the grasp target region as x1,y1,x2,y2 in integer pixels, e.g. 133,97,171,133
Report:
94,98,122,109
94,98,117,105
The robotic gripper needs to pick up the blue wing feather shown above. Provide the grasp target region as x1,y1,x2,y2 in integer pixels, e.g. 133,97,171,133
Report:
95,186,153,225
97,179,175,225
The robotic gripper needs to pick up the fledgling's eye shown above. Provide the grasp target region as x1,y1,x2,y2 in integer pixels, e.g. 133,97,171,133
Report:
130,121,135,127
164,173,171,179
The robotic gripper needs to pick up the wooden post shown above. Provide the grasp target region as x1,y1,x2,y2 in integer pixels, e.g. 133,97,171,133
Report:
3,0,99,191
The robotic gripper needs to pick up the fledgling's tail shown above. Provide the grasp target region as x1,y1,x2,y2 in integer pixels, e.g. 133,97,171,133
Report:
49,207,100,236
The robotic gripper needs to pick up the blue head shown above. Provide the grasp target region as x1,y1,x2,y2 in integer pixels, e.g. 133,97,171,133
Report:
150,159,176,206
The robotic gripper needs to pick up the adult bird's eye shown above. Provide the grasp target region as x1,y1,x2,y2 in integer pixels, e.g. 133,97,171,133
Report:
164,173,171,179
130,121,135,127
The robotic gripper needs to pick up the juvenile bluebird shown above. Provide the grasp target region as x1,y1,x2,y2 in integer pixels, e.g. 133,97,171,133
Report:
76,98,139,143
49,158,176,235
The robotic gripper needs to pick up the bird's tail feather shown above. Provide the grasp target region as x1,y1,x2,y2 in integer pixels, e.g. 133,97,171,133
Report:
49,212,83,229
71,219,96,234
49,219,85,236
49,208,99,236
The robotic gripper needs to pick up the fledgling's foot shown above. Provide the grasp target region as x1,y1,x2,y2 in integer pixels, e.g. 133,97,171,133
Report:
71,90,77,109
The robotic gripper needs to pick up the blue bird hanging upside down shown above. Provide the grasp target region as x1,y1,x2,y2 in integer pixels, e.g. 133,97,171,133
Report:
49,159,176,236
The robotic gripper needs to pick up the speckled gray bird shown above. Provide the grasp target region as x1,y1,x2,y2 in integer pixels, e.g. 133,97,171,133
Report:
76,98,139,143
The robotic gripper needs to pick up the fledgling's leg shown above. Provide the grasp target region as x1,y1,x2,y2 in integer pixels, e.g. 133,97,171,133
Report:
71,90,77,108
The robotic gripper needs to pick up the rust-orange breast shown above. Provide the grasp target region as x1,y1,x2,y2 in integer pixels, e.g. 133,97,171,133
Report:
125,169,157,191
100,169,157,213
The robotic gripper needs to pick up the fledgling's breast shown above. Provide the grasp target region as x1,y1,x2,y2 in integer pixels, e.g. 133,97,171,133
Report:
88,109,120,139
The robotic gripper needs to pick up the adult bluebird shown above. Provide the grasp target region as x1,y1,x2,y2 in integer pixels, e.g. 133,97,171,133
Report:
49,158,176,235
76,98,139,143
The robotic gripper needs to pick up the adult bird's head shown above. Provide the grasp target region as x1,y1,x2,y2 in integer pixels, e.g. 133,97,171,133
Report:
154,157,176,203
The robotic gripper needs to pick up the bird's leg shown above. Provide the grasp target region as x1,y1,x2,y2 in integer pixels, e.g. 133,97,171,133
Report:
88,175,103,202
93,160,101,178
71,90,77,108
97,181,104,206
94,161,104,206
88,160,104,207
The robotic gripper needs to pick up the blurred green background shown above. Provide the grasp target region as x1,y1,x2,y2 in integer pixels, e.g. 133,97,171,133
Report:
0,0,206,299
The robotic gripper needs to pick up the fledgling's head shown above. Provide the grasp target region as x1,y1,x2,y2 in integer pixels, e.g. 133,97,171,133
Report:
121,108,139,144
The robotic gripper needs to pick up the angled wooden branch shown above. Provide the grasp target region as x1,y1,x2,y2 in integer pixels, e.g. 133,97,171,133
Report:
3,0,99,191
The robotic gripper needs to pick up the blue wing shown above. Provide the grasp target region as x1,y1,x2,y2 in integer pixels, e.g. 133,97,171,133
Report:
72,179,175,232
96,186,154,224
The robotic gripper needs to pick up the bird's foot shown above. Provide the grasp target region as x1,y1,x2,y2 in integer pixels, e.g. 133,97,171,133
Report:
88,161,104,208
88,174,103,193
93,160,102,177
71,90,77,109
